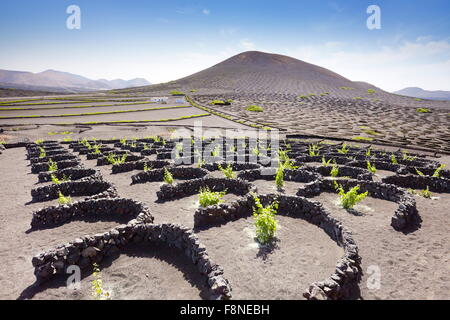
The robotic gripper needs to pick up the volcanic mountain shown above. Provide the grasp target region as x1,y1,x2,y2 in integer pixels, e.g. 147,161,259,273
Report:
133,51,379,96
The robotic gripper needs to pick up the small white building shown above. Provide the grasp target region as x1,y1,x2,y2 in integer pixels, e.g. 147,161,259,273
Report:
150,96,169,103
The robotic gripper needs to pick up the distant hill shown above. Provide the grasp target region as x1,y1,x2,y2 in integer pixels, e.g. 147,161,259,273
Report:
393,87,450,101
124,51,380,95
0,69,150,93
0,87,64,97
97,78,150,89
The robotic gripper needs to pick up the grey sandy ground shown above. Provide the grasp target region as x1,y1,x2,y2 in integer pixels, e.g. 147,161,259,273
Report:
73,156,345,299
0,122,252,146
0,103,188,116
0,148,208,299
0,147,345,299
310,192,450,299
0,106,208,126
0,147,120,299
1,133,449,299
0,100,155,109
88,151,450,299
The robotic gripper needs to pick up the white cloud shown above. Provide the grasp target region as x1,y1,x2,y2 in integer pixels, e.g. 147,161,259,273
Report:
240,39,256,50
202,9,210,15
284,39,450,91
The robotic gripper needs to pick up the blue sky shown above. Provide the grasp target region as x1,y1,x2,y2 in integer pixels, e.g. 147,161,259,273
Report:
0,0,449,91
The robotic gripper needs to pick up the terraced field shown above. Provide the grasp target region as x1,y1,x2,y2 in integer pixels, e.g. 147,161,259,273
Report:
0,94,249,130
